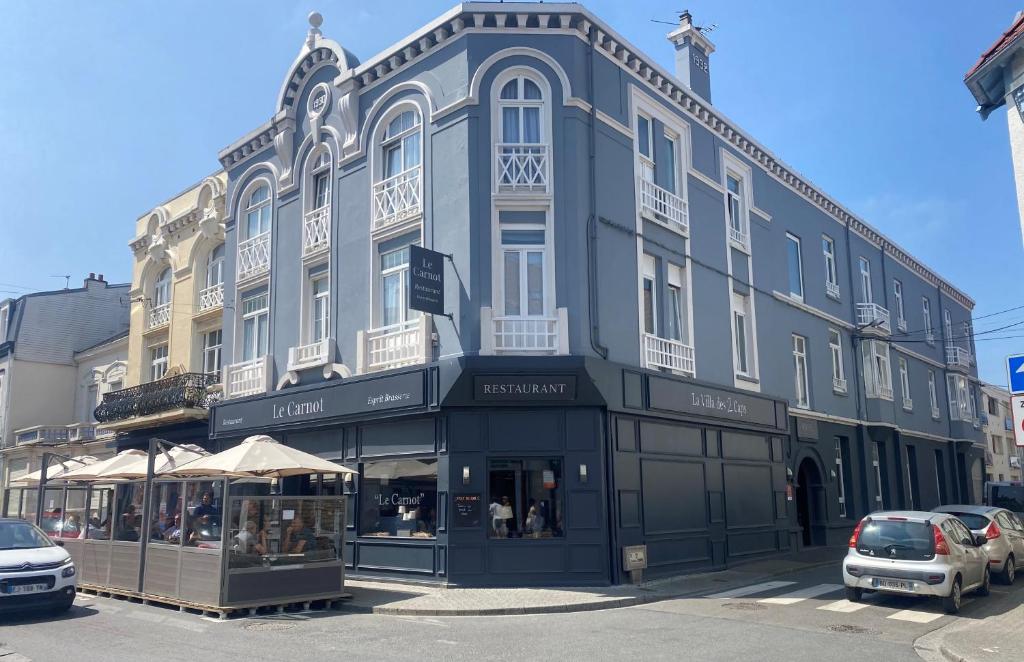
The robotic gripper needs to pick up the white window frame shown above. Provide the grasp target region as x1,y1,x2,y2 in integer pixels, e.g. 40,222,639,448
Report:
947,373,972,422
309,273,330,343
500,230,547,320
0,304,8,341
203,329,222,380
636,112,654,182
379,245,417,327
828,328,846,393
665,264,685,342
153,267,172,308
150,345,169,382
944,309,953,344
922,297,934,344
241,181,273,241
835,437,847,518
928,370,940,419
640,254,657,335
898,356,912,410
792,334,809,409
731,291,756,379
379,110,422,182
721,152,752,251
206,244,225,290
863,339,893,400
785,232,804,301
822,235,839,299
893,279,906,331
309,148,332,211
240,292,270,362
631,90,692,235
858,257,872,304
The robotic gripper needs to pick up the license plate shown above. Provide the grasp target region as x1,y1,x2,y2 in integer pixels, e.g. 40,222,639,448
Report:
874,578,912,591
5,583,49,595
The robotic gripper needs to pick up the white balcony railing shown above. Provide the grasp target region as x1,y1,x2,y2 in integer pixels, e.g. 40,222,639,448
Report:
833,376,848,393
637,177,688,233
643,334,695,376
373,167,421,231
879,384,894,400
361,317,428,373
728,225,748,248
925,330,935,344
496,143,549,193
198,283,224,312
148,302,171,328
493,316,560,353
931,406,941,420
303,205,330,257
946,345,972,370
825,281,840,300
237,231,271,281
903,397,913,411
856,302,891,334
288,338,331,372
224,356,270,399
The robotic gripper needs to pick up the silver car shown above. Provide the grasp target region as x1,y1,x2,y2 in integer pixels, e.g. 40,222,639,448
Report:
933,505,1024,584
842,511,990,614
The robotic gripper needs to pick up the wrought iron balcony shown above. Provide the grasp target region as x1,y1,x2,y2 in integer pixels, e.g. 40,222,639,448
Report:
94,373,218,422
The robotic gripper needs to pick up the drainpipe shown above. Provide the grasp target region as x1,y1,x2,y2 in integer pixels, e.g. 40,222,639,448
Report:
585,23,608,359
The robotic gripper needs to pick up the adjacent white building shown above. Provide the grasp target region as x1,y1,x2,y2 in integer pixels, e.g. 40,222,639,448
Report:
981,384,1024,483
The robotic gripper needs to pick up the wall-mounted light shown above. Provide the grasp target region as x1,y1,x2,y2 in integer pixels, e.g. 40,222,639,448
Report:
462,466,471,485
786,467,794,480
579,464,588,483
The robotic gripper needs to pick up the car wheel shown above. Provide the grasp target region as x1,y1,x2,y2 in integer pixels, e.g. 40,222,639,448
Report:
1004,556,1015,585
845,586,863,602
942,577,962,615
978,567,991,597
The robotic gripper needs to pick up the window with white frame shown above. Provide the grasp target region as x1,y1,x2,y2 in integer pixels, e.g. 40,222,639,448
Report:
206,244,225,290
726,172,747,246
381,245,416,327
786,233,804,300
962,320,973,344
893,279,905,331
822,235,839,298
154,267,171,308
922,297,934,343
244,185,272,240
947,373,971,422
863,339,893,399
641,254,656,335
943,309,953,344
310,274,330,342
898,356,912,410
501,229,546,320
665,264,684,342
828,328,846,393
732,291,755,378
835,437,848,518
792,334,809,408
310,149,332,211
382,110,422,181
240,292,269,362
928,370,940,418
663,132,679,194
858,257,872,304
203,329,222,380
497,75,546,190
636,114,654,182
0,304,8,341
150,345,169,382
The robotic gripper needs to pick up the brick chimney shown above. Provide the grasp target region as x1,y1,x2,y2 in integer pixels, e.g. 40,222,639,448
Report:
667,10,715,103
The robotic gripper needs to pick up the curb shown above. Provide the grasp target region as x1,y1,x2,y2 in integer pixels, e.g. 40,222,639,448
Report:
938,645,968,662
341,556,842,617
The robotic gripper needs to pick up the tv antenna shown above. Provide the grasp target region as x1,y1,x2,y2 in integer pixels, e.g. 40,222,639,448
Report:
50,274,71,289
651,10,717,35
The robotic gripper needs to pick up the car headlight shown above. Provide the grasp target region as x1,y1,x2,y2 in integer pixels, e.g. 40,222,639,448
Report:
61,564,76,578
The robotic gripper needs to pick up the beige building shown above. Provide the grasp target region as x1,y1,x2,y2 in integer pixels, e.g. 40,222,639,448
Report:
981,384,1024,483
94,173,227,444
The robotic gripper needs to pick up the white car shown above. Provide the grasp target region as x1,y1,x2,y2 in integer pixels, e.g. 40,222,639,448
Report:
0,518,77,615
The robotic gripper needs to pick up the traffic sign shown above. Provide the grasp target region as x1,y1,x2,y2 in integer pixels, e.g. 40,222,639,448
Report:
1012,395,1024,448
1007,354,1024,394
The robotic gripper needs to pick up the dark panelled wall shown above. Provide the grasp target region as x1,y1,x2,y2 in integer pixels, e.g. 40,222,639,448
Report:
446,407,610,587
612,414,788,581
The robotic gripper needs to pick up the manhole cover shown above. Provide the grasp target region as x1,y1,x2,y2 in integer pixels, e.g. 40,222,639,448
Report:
826,624,874,635
244,622,297,632
722,602,766,611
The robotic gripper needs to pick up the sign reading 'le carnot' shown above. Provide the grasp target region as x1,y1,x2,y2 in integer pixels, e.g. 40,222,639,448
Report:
474,375,577,401
408,245,445,316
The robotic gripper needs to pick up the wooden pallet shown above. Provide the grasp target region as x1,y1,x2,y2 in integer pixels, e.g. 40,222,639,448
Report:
77,583,352,620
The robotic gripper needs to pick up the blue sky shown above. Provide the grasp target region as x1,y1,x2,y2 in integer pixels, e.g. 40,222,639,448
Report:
0,1,1021,385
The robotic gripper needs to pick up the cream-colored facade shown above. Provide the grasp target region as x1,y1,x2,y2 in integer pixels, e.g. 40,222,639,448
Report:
99,172,227,434
981,384,1024,483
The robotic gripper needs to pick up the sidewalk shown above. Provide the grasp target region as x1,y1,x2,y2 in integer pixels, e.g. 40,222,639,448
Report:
340,545,845,616
915,590,1024,662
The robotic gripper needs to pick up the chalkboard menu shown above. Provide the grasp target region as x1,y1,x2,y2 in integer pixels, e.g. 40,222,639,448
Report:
453,493,481,527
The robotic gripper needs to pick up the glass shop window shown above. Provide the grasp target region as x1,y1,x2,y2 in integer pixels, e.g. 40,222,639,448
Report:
359,459,438,538
85,486,114,539
184,480,223,548
488,459,563,539
22,489,38,527
60,488,88,539
113,483,144,542
227,497,344,569
39,487,64,537
148,482,183,545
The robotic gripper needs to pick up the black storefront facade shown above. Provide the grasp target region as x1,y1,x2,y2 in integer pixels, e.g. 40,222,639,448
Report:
207,356,815,587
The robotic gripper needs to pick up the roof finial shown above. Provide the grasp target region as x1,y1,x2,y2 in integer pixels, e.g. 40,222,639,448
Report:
307,11,323,49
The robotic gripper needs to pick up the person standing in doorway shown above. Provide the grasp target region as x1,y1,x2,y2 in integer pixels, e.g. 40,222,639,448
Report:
498,496,514,538
489,497,502,538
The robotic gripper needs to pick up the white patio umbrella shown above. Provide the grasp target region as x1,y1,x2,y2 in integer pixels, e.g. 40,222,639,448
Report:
18,455,99,484
97,444,209,480
60,449,148,481
162,435,358,478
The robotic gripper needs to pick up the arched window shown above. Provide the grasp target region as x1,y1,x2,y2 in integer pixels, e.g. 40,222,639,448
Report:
382,110,421,179
154,267,171,307
373,107,423,229
244,184,272,240
310,150,331,211
206,244,225,289
496,74,548,192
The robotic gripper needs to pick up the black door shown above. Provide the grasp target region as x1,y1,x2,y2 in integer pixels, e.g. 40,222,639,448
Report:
796,458,823,547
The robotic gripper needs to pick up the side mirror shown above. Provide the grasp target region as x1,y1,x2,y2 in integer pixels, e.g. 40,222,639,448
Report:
973,534,987,547
54,540,65,547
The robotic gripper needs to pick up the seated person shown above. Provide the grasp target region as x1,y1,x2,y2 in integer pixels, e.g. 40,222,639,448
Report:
282,516,316,554
115,509,139,542
163,513,183,543
232,520,267,555
192,491,220,525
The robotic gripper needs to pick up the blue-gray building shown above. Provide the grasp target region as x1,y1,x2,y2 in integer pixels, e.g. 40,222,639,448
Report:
205,4,984,586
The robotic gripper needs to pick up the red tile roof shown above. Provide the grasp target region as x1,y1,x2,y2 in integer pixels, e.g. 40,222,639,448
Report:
966,11,1024,80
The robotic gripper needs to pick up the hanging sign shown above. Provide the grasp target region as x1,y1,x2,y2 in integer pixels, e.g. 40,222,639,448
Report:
408,245,445,316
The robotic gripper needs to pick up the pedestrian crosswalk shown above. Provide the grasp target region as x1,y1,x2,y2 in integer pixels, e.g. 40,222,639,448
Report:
702,581,953,624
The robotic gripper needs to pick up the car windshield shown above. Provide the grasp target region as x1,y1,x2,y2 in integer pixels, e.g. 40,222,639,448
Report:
856,519,934,560
0,521,55,550
991,486,1024,517
946,512,990,531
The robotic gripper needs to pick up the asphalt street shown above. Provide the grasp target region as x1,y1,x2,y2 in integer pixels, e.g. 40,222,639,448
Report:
2,562,1022,662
